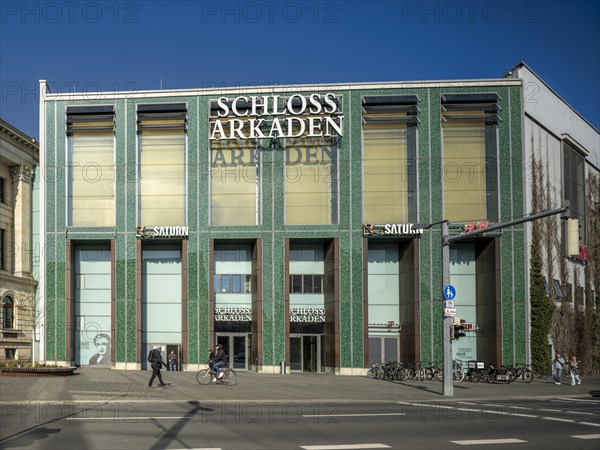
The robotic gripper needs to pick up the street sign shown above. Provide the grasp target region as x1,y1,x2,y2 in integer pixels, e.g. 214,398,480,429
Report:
443,284,456,300
444,308,457,317
444,301,455,308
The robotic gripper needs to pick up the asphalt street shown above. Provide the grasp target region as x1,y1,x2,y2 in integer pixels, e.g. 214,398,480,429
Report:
1,368,599,450
1,367,598,403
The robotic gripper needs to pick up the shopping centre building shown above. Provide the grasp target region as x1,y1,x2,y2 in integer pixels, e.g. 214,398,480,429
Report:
34,73,595,373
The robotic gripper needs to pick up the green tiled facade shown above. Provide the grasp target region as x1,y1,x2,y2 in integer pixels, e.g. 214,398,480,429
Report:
40,80,525,373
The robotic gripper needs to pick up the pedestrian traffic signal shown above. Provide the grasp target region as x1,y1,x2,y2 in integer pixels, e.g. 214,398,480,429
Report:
453,320,466,340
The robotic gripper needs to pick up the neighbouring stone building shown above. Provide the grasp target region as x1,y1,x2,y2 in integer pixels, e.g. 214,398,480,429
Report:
0,119,39,364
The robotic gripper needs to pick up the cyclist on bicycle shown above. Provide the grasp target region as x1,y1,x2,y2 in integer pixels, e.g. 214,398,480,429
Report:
210,344,228,381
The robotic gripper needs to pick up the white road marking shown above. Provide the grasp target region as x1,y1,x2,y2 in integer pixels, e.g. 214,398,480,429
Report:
399,402,532,417
450,438,526,445
67,391,131,395
67,416,195,421
578,422,600,427
300,445,390,450
302,413,405,418
553,398,600,403
400,402,597,425
571,434,600,439
398,402,481,412
459,401,599,416
566,410,598,416
542,417,575,423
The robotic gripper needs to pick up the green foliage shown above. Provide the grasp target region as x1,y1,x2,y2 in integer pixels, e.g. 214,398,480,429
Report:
530,255,554,375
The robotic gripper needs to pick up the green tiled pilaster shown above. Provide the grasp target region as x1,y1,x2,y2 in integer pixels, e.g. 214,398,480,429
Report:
261,236,274,365
272,233,286,366
187,232,199,364
197,233,210,362
338,231,352,368
351,230,365,368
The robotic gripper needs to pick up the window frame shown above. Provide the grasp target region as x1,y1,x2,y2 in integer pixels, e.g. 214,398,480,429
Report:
361,95,419,223
65,105,116,227
283,136,340,226
562,139,587,244
214,274,252,294
553,279,564,300
441,93,500,223
289,274,324,294
0,177,5,204
3,296,14,329
0,229,5,271
136,103,188,227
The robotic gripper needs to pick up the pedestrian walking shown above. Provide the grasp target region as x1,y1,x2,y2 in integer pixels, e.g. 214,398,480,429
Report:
553,352,565,384
569,355,582,385
168,351,177,371
148,345,167,388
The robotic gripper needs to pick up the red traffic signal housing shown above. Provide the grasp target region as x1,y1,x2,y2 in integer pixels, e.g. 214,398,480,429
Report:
452,319,467,340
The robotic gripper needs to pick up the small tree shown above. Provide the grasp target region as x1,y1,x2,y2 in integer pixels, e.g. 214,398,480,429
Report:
529,155,555,374
530,256,554,374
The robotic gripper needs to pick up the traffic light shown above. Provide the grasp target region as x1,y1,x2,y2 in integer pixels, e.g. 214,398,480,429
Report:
453,319,466,340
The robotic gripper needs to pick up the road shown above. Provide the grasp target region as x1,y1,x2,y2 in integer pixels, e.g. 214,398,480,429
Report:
1,397,599,449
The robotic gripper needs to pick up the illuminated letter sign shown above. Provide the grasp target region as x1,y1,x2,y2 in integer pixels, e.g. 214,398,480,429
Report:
289,307,325,322
210,93,343,141
214,307,252,322
363,224,424,237
136,226,189,239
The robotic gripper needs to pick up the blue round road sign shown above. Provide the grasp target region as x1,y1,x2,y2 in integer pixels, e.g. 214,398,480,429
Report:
443,284,456,300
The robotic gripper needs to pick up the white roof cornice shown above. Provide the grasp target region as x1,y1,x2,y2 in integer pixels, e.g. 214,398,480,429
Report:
42,79,522,101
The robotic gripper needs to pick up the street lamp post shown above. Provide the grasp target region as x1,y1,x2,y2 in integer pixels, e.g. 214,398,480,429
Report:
441,220,453,396
439,207,568,397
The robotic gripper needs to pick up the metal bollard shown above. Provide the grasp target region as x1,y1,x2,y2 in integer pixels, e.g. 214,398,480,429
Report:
280,361,286,375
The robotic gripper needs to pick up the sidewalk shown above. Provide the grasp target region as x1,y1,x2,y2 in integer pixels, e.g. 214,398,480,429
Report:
1,368,598,403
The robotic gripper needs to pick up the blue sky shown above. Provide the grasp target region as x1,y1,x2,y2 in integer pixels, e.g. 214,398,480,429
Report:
1,0,599,140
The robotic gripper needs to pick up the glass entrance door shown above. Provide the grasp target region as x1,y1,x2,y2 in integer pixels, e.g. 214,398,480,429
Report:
290,334,323,372
216,334,248,370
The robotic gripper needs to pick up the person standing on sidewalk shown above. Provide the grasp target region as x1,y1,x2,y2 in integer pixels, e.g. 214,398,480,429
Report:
168,351,177,371
148,346,167,388
553,352,565,384
569,355,582,385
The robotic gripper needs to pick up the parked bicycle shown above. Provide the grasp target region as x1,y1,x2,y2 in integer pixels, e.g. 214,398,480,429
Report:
423,361,444,382
507,364,534,383
451,359,465,382
469,364,511,384
196,361,238,385
367,361,383,379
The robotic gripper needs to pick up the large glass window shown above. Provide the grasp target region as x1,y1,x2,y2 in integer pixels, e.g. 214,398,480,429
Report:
138,104,187,226
214,274,252,293
210,137,260,225
362,95,418,223
442,94,499,223
3,297,14,329
214,244,252,314
289,274,323,294
209,99,261,226
67,107,115,227
563,141,586,243
0,229,5,271
285,136,338,225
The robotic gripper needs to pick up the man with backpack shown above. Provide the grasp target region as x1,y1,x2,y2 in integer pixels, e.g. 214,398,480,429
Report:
148,345,168,388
